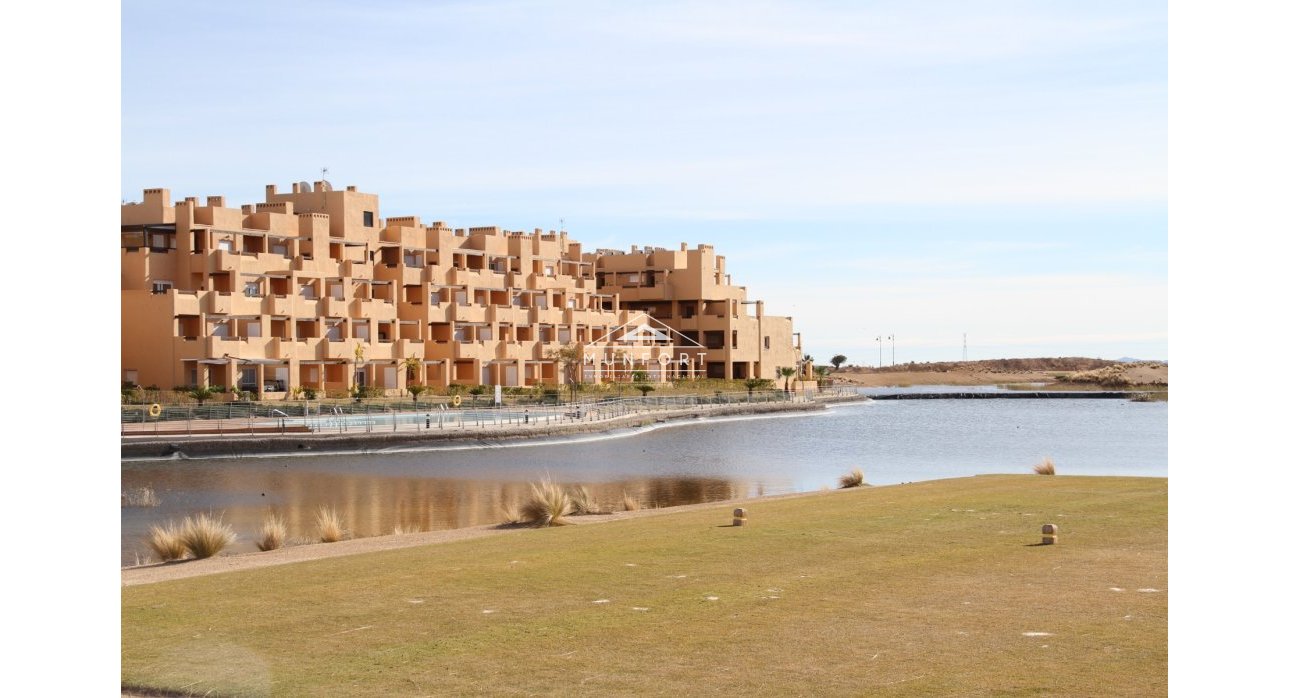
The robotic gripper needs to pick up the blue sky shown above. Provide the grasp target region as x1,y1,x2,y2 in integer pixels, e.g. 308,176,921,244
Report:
122,0,1167,363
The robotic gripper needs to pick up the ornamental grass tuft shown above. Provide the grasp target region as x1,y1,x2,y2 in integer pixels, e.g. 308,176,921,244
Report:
179,513,237,559
1033,458,1057,475
147,521,187,562
316,506,345,543
257,514,287,552
839,467,866,488
521,479,572,527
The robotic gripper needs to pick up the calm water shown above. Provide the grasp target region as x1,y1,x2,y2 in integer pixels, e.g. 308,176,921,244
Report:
121,397,1167,564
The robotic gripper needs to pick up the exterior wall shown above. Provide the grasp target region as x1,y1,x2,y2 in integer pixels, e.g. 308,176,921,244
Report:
121,185,803,395
595,244,801,381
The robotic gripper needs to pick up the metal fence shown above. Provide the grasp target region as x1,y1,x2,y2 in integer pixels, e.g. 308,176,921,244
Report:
120,387,865,438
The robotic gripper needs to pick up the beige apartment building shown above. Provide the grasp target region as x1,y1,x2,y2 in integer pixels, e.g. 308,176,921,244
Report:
120,182,803,398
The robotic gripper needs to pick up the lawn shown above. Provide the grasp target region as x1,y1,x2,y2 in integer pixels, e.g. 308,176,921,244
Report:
122,475,1167,696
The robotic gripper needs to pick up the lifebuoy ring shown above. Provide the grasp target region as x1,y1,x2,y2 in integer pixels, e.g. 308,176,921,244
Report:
451,394,462,407
148,403,162,418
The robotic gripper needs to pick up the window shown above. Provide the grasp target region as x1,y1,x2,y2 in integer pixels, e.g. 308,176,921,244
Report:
764,336,771,350
217,239,233,252
363,211,375,227
243,280,261,297
151,280,173,294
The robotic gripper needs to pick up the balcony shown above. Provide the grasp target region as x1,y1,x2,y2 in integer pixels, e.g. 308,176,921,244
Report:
352,298,397,321
449,304,487,323
342,260,373,280
208,249,239,273
321,338,356,360
205,292,233,314
265,295,293,316
401,266,426,286
392,338,421,359
171,291,200,316
452,342,491,361
320,296,347,317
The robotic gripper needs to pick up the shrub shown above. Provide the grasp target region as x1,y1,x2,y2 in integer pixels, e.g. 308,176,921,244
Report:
621,492,641,511
521,479,572,527
187,386,215,405
839,468,866,488
391,523,423,536
147,521,187,562
568,485,602,515
179,513,237,559
1033,458,1056,475
316,506,345,542
257,514,287,551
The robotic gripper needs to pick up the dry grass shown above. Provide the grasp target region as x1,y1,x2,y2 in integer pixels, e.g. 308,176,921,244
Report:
499,501,523,525
621,491,641,511
257,515,287,552
146,521,187,562
123,476,1167,696
521,479,572,527
838,467,866,488
122,486,161,508
179,513,237,559
316,506,345,543
1033,457,1056,475
569,485,605,515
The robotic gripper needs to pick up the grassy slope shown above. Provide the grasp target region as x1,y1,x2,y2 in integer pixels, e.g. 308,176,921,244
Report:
122,476,1167,697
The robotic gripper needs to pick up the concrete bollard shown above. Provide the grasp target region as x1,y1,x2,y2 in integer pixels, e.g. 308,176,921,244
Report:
733,508,747,527
1041,523,1058,545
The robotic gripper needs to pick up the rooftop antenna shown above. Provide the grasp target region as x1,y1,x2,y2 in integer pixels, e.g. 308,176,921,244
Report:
559,217,565,233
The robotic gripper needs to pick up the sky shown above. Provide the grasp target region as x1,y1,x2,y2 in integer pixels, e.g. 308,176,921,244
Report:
13,4,1290,690
120,0,1167,363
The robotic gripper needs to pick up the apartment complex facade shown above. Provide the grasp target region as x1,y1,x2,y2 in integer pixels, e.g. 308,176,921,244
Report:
121,182,803,398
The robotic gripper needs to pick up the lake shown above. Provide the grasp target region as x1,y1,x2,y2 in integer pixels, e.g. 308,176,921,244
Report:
121,395,1167,565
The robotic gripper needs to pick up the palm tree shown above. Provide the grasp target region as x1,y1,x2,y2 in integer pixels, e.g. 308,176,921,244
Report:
777,366,796,394
188,386,214,406
401,357,424,404
743,378,772,398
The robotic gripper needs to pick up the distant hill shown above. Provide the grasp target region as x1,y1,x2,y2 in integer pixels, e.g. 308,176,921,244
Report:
1117,357,1167,364
838,357,1121,374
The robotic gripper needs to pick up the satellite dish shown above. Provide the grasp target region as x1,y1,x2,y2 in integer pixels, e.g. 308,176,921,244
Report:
297,181,312,193
319,180,333,192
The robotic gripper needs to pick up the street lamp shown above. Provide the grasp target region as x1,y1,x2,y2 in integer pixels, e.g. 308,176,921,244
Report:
875,336,883,368
887,335,895,367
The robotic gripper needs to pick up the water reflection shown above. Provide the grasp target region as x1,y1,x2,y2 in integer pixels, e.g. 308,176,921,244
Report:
121,471,755,565
122,399,1167,565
